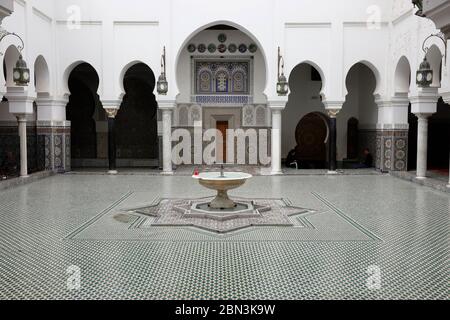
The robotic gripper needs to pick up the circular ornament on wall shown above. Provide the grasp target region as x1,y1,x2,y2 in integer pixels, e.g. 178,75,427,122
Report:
208,44,217,53
385,139,392,149
218,44,227,53
238,44,247,53
228,43,237,53
187,44,196,53
198,44,206,53
396,139,406,149
384,160,391,169
249,44,258,53
396,150,406,160
395,160,406,171
218,33,227,43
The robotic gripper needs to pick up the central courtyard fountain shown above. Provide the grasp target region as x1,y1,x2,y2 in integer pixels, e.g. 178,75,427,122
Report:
118,165,311,233
193,165,252,210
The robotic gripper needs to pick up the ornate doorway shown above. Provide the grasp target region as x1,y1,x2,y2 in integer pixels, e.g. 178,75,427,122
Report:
216,121,228,163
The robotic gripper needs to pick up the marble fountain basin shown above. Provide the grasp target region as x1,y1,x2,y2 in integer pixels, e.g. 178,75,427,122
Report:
193,172,253,210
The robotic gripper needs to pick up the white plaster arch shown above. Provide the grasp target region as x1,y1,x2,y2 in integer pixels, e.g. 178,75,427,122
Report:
189,104,202,126
178,104,189,126
289,60,326,100
34,55,50,94
118,60,156,96
3,45,20,88
425,44,443,88
62,60,101,97
394,55,412,94
174,20,268,95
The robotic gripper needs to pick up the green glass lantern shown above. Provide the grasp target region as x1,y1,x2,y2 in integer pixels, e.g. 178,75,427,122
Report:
416,57,433,88
13,55,30,86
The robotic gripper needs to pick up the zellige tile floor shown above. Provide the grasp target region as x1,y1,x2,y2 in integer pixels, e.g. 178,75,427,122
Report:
0,173,448,300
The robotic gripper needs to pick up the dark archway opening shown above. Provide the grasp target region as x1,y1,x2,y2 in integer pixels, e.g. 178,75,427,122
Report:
116,63,158,166
66,63,105,167
347,117,359,160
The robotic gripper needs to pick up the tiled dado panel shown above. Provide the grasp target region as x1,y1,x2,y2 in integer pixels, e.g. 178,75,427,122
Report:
37,123,71,172
359,130,408,172
377,130,408,172
0,125,44,174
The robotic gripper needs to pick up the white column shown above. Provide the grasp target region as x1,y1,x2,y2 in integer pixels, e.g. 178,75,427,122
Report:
410,88,439,180
16,115,28,177
5,88,35,178
271,109,282,175
162,109,173,174
159,102,175,175
416,113,431,179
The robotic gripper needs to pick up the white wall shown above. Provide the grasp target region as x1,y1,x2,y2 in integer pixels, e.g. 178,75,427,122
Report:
0,0,448,126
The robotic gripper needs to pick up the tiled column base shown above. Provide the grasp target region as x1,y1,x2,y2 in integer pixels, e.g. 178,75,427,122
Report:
376,129,408,172
0,122,44,174
36,121,71,172
359,129,408,172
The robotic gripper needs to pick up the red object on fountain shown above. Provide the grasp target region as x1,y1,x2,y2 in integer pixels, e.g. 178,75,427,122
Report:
193,168,199,176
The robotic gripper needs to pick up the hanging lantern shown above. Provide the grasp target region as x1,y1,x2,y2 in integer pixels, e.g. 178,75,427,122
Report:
157,73,168,95
157,46,168,95
13,55,30,86
416,57,433,88
277,74,289,96
277,47,289,96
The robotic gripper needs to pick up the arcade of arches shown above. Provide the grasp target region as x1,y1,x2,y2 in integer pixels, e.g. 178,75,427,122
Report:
0,25,449,185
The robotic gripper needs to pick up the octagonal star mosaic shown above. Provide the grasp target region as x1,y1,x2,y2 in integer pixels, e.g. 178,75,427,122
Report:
120,196,314,234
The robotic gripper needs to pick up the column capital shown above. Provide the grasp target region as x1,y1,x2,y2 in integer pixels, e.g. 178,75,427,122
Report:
409,87,440,115
323,100,344,119
4,87,37,103
14,114,27,122
101,99,121,119
5,87,36,115
158,99,177,111
326,109,340,118
409,87,440,103
104,108,119,119
415,113,433,120
267,97,288,111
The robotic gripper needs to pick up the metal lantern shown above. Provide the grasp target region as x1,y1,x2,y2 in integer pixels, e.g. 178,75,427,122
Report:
277,47,289,96
416,57,433,88
13,55,30,86
157,46,168,95
157,73,168,95
277,74,289,96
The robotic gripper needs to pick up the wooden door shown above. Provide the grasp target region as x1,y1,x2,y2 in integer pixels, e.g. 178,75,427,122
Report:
216,121,228,163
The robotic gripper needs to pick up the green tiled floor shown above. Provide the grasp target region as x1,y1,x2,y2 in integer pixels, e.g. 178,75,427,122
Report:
0,173,448,299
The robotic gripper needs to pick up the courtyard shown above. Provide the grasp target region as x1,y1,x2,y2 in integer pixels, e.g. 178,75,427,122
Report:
0,171,448,300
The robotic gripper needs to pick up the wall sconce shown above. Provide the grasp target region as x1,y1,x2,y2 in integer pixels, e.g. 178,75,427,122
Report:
0,27,30,86
416,32,447,88
157,46,168,95
277,47,289,96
